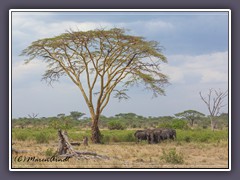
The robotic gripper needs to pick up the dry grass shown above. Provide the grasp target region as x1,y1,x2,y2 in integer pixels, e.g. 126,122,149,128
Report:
11,140,228,169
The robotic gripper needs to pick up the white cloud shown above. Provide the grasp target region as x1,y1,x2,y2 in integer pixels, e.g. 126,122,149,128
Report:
12,15,113,39
161,64,185,83
12,60,46,81
12,13,175,43
162,51,228,84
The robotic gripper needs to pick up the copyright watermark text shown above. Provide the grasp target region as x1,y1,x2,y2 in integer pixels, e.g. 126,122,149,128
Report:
13,156,70,163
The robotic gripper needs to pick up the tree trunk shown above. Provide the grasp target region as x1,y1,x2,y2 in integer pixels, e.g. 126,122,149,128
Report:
210,117,216,131
211,122,215,131
190,119,194,127
91,118,101,144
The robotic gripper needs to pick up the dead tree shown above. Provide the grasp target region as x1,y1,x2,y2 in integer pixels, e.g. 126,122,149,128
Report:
57,130,109,160
58,130,78,155
199,89,228,131
28,113,39,119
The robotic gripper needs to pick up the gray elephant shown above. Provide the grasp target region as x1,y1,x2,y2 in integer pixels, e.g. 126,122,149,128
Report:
168,128,176,140
152,128,177,143
160,129,171,140
134,128,176,144
152,128,164,143
145,129,155,144
134,129,154,143
134,130,148,142
159,128,176,141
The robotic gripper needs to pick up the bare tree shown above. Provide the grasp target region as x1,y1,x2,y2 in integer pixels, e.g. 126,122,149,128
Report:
199,89,228,131
21,28,169,143
27,113,39,119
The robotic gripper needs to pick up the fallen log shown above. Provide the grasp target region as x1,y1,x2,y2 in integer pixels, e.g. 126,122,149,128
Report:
70,142,81,146
58,151,109,160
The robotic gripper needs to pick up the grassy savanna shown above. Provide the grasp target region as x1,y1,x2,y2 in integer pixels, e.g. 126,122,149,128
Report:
12,128,228,168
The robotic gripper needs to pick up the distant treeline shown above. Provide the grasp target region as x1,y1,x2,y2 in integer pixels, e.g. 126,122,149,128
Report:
12,112,228,130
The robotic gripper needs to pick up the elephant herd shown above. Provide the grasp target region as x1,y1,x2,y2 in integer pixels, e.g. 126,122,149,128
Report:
134,128,176,144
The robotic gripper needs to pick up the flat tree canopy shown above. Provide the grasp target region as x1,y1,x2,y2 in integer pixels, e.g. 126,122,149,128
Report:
175,110,205,127
21,28,169,143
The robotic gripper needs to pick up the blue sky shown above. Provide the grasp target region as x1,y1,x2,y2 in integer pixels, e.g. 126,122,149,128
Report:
11,10,229,118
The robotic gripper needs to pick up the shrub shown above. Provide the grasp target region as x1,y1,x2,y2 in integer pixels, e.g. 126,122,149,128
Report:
158,120,189,130
171,120,189,130
131,124,137,128
184,136,191,143
161,148,184,164
125,132,135,142
107,121,126,130
35,132,49,143
15,133,28,141
197,133,210,143
102,135,111,144
101,130,135,143
158,122,172,129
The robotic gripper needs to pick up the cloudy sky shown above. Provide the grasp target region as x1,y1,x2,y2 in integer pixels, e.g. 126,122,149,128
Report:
11,10,229,118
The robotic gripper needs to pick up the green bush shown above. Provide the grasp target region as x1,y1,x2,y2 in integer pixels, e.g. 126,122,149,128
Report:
102,135,111,143
184,136,191,143
101,130,135,143
131,124,137,128
11,128,228,144
158,122,173,129
35,132,49,144
15,132,28,141
176,129,228,143
161,148,184,164
158,120,189,130
107,121,126,130
123,132,135,142
171,120,189,130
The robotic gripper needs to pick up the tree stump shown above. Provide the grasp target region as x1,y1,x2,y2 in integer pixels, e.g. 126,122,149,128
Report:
57,129,109,160
58,129,77,155
83,136,88,146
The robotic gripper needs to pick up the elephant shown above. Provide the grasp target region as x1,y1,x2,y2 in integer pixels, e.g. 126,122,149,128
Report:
134,129,154,143
134,128,176,144
152,128,177,143
168,128,176,140
145,129,155,144
152,128,164,143
134,130,148,142
159,129,171,140
159,128,176,141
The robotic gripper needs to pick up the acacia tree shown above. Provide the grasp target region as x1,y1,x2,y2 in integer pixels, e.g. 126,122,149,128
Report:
70,111,85,120
21,28,169,143
199,89,228,131
175,110,205,127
